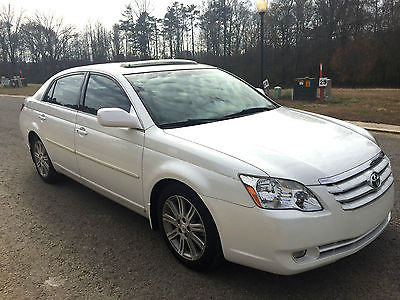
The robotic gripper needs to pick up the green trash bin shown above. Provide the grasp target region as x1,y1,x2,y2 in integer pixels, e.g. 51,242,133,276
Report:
274,86,282,99
293,77,317,100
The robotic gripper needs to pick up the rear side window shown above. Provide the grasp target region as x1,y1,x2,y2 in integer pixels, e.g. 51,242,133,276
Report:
44,74,85,109
43,81,56,102
82,74,131,115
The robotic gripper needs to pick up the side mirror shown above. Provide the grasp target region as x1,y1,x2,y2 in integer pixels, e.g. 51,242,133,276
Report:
256,87,266,95
97,108,142,129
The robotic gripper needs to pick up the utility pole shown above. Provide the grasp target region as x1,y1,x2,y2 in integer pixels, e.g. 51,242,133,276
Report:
257,0,268,88
155,20,158,59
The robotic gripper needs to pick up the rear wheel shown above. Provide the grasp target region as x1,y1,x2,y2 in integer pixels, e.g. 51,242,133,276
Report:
158,184,222,271
31,137,58,183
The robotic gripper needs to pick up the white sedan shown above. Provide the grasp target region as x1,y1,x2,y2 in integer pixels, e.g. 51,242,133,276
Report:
19,60,395,275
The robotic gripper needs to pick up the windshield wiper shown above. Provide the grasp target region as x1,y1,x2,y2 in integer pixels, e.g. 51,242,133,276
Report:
221,107,273,120
159,118,222,129
159,107,274,129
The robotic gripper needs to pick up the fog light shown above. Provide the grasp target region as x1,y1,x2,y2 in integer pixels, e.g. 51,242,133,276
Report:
293,250,307,259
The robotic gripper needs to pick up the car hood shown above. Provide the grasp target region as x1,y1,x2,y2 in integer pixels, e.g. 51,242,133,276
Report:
164,107,381,185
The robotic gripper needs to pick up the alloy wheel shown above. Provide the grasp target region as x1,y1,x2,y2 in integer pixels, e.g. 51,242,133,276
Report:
33,140,50,178
162,195,207,261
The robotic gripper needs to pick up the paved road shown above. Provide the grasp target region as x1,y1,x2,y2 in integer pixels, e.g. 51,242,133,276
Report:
0,96,399,299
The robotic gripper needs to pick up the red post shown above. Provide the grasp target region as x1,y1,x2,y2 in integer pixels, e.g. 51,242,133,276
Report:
319,63,323,100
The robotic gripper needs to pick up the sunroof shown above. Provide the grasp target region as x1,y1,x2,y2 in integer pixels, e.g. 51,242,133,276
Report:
120,59,197,68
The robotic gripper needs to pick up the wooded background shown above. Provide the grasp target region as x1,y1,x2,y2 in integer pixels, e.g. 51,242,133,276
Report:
1,0,399,87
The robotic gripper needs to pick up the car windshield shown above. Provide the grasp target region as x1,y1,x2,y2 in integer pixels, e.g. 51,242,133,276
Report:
126,68,277,129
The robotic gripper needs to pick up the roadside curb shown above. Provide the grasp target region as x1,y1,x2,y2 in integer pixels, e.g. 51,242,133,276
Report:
0,94,27,98
349,121,400,135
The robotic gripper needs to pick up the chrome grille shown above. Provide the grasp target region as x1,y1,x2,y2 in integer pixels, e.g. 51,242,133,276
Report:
319,152,394,210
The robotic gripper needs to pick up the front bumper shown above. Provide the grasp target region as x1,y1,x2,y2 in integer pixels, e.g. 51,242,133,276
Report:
201,183,395,275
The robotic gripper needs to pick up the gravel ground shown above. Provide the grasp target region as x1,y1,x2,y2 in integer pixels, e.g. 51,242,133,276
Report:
0,96,399,299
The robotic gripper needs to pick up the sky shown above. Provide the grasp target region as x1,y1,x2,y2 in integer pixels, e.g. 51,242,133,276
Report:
0,0,203,30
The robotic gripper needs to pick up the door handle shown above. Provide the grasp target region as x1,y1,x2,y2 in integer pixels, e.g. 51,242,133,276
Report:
38,114,46,121
76,127,88,136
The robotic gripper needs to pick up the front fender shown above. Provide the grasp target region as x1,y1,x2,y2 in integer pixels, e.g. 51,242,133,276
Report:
142,146,258,227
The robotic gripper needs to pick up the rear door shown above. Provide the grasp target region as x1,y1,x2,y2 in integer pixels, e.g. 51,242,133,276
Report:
75,73,145,211
33,73,85,175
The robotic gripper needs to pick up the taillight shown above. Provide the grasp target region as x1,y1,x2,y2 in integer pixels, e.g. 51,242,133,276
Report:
20,103,25,111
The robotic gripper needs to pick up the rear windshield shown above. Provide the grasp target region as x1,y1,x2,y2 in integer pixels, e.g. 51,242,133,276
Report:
126,68,276,128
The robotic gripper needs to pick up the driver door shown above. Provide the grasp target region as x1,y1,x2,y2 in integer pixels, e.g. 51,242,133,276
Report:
75,73,144,212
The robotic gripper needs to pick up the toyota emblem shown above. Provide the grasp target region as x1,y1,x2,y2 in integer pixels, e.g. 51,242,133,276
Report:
368,172,381,189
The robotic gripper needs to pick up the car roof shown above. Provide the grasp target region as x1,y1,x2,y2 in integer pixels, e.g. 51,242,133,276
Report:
62,59,215,76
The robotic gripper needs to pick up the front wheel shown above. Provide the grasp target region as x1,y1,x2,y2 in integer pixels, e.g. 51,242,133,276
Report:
158,184,222,271
31,137,58,183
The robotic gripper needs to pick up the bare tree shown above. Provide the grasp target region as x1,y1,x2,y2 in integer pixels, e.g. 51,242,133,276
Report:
0,4,24,68
21,12,75,71
132,0,152,18
84,22,112,62
0,0,399,87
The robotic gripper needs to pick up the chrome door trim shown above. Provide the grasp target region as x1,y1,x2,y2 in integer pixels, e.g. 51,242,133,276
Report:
46,138,75,153
47,138,139,179
75,150,140,179
54,162,145,212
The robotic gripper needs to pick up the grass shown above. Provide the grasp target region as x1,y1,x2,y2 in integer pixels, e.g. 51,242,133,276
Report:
0,84,41,96
273,88,400,126
1,84,399,126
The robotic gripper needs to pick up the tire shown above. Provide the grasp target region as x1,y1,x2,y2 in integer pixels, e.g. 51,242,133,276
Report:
30,137,58,183
158,183,223,271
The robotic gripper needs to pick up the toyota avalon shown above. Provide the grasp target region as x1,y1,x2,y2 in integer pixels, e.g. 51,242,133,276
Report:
19,60,395,274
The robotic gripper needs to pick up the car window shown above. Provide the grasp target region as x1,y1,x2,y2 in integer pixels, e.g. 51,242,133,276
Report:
43,81,56,102
126,68,276,128
47,74,85,109
82,74,131,115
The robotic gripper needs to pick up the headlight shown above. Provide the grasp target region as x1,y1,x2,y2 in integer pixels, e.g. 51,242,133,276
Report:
239,175,322,212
